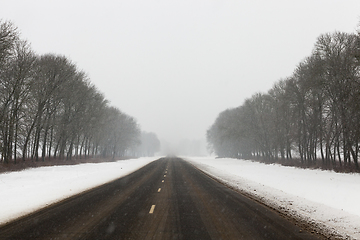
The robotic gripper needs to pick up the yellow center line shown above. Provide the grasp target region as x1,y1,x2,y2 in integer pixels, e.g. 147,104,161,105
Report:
149,205,156,214
158,188,161,192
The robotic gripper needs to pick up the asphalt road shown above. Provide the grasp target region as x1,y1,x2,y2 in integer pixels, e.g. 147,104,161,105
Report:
0,157,322,239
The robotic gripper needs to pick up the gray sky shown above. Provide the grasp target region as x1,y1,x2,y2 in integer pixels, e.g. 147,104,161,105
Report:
1,0,359,151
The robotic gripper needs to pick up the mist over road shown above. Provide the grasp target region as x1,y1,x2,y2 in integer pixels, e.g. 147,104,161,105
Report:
0,158,322,239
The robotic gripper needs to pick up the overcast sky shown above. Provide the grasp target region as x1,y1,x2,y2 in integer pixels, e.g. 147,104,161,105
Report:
1,0,359,152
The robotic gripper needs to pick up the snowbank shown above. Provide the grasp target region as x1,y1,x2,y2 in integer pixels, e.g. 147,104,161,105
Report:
0,157,159,225
185,157,360,240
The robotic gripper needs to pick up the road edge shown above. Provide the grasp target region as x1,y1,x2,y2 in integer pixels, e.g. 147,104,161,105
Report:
183,159,347,240
0,158,163,229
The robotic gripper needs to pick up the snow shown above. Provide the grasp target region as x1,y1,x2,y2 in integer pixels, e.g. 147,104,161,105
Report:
1,156,360,239
0,157,158,225
184,156,360,240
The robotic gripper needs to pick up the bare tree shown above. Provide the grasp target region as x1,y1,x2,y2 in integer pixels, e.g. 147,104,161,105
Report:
22,54,77,161
0,40,35,163
0,21,18,63
1,21,143,165
208,30,360,170
315,32,360,168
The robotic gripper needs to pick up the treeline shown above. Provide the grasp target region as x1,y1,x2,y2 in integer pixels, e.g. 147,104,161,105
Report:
207,29,360,169
0,21,141,163
135,132,160,157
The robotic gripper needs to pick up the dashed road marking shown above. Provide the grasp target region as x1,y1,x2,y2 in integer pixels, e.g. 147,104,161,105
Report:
158,188,161,192
149,205,156,214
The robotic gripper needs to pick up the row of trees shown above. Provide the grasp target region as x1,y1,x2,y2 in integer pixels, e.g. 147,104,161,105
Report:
207,29,360,169
135,132,160,157
0,21,141,163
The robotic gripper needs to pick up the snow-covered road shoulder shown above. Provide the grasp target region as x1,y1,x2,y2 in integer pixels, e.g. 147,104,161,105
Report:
0,157,159,225
185,157,360,240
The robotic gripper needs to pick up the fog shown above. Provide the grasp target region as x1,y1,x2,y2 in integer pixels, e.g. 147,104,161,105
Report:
160,139,208,156
1,0,359,155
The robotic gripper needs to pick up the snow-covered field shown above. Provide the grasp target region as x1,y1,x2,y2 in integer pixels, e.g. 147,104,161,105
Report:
185,157,360,240
0,157,158,225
